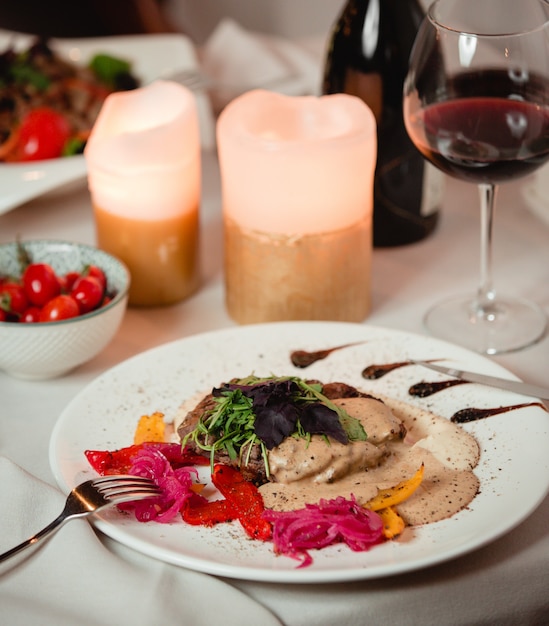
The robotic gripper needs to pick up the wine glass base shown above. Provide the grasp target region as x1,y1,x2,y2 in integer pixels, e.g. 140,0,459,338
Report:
423,294,547,355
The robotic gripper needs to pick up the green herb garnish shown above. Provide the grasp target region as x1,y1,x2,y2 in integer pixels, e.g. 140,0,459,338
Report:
182,375,367,477
10,55,50,91
89,53,131,86
62,137,86,157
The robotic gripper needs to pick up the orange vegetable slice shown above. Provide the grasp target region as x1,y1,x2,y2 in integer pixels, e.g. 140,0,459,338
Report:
365,464,425,511
377,506,406,539
133,411,166,444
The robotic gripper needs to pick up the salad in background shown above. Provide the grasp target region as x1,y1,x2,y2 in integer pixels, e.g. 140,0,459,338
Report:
0,37,139,162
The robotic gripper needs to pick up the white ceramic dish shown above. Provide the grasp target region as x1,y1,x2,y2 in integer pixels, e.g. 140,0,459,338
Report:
49,322,549,583
0,239,129,379
0,30,213,215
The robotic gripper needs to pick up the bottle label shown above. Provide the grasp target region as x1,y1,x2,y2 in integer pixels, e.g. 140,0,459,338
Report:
421,163,445,217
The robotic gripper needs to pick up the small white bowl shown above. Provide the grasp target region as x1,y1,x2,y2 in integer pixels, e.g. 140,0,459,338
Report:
0,240,130,380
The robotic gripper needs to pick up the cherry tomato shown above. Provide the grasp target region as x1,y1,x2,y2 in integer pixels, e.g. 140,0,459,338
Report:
21,306,42,323
0,308,7,322
39,295,79,322
22,262,61,306
16,107,71,161
63,271,81,293
86,265,107,292
71,275,103,313
0,281,29,315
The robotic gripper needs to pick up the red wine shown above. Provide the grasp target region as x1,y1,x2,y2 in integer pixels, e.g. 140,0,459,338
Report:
323,0,443,247
405,71,549,184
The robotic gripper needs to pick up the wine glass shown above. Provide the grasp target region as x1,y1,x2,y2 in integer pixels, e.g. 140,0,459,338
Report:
403,0,549,354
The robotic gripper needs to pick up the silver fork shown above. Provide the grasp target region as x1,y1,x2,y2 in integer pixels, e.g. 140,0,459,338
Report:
0,475,161,563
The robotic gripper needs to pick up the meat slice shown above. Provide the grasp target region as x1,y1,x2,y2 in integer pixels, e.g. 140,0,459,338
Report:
333,397,407,444
176,380,391,486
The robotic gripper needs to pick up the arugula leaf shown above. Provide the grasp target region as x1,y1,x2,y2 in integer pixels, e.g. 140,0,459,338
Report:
185,386,264,472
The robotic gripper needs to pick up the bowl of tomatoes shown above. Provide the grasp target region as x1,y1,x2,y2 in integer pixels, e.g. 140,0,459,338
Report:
0,239,130,379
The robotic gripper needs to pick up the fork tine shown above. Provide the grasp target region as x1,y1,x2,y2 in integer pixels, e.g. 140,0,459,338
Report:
105,488,161,502
99,485,161,496
91,474,154,485
96,481,159,491
90,475,161,500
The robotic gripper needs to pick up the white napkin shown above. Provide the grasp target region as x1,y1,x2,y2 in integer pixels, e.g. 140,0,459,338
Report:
0,458,282,626
200,18,323,114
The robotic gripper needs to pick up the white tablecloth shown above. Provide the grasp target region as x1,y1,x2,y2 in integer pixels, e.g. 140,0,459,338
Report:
1,150,548,625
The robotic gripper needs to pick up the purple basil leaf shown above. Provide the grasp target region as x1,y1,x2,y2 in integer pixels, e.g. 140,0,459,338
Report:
212,384,232,397
213,379,349,449
253,402,300,449
247,380,298,404
298,403,349,444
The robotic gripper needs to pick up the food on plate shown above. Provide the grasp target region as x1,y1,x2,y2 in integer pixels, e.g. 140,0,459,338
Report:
85,438,414,566
133,412,166,445
178,377,370,485
177,376,480,526
263,495,385,566
84,375,480,567
0,242,115,322
0,37,139,162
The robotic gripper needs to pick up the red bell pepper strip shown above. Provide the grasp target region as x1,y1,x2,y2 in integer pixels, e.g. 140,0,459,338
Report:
147,443,210,468
181,493,238,526
211,464,272,541
85,445,142,475
85,443,209,475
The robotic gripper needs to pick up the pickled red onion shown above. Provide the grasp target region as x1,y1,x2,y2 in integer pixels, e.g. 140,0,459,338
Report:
124,446,198,523
262,496,384,567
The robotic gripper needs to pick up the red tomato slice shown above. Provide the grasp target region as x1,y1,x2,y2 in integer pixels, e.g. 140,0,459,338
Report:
16,107,71,161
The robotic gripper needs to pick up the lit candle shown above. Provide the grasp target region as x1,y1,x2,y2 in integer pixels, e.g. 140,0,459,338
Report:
85,80,200,307
217,89,376,324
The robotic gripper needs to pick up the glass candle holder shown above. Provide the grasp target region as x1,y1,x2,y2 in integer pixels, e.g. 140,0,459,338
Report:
85,80,200,307
217,89,377,324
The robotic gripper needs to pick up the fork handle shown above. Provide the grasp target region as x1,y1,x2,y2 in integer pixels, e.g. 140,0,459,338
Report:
0,513,67,563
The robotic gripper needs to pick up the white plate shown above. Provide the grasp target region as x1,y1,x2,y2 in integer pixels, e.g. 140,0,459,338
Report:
0,30,213,215
49,322,549,583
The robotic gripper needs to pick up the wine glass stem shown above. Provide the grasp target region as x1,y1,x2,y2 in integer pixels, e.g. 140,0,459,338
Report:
476,182,498,316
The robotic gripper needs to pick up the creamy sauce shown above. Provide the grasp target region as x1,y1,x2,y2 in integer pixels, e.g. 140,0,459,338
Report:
259,396,480,526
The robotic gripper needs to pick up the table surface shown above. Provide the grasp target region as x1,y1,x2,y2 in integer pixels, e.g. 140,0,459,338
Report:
1,149,548,626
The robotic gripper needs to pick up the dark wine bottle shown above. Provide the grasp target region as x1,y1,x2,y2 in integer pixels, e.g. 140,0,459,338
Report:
323,0,443,247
